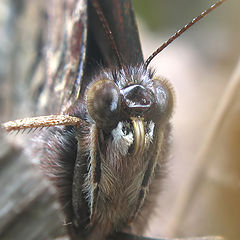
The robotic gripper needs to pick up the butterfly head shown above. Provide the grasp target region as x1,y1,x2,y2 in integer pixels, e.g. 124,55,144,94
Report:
86,66,174,156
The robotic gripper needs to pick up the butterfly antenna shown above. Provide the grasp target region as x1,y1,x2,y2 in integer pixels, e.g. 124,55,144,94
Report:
144,0,227,68
2,115,83,132
90,0,124,71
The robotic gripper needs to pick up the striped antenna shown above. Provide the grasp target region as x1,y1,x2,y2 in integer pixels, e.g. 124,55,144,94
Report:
90,0,123,70
144,0,227,68
2,115,83,132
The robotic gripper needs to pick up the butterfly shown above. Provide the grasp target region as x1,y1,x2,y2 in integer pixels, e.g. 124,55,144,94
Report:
1,0,227,239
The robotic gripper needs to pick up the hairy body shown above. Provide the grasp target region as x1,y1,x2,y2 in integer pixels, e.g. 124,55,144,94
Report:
38,67,173,239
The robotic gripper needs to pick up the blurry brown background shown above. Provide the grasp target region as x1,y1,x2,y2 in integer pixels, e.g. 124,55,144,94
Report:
0,0,240,239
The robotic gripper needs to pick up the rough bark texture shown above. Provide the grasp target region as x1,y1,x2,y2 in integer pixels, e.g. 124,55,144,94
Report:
0,0,66,239
0,141,66,240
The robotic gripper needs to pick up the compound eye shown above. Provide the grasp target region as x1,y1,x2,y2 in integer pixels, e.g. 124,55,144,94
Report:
151,77,174,122
86,79,120,129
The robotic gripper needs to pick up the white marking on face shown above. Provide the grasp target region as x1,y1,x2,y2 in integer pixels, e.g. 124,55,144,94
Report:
111,121,155,156
111,121,134,156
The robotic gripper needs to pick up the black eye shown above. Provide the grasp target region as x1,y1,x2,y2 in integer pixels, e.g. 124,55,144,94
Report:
150,78,174,122
86,79,120,129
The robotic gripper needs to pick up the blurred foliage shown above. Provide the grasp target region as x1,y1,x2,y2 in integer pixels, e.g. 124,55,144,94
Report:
132,0,239,32
132,0,208,31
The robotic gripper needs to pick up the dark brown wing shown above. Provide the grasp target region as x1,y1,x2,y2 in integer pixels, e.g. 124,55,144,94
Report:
89,0,144,67
79,0,144,96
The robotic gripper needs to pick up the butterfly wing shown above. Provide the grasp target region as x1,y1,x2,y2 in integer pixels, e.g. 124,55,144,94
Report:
88,0,144,67
38,0,88,114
